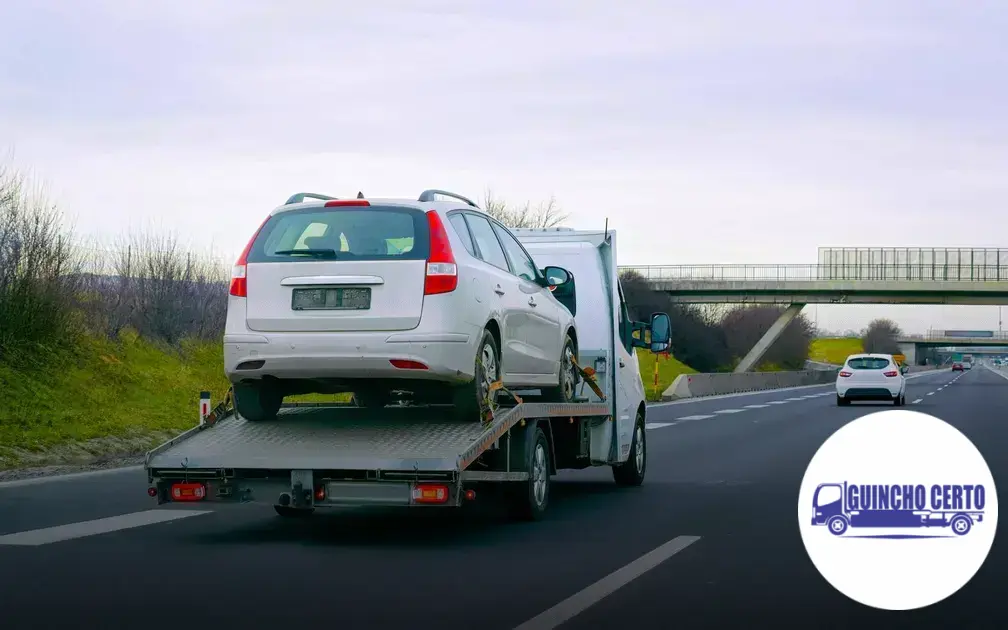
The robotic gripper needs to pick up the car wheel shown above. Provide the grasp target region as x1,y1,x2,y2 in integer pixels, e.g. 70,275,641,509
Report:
452,329,500,422
509,426,551,521
542,333,579,403
613,410,647,487
234,381,283,422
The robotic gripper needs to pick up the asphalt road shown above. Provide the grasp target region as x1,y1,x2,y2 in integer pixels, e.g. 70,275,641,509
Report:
0,367,1004,629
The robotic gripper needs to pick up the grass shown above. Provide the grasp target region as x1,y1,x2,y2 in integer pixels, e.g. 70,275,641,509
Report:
0,331,350,470
636,350,696,401
809,337,864,365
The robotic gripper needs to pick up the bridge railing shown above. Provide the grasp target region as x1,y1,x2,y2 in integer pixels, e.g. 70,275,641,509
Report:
901,332,1008,342
618,264,1008,282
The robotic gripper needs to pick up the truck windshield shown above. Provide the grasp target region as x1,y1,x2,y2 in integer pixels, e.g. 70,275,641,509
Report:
815,485,842,508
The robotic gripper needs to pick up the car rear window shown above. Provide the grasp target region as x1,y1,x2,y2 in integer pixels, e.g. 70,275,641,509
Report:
847,357,892,370
246,206,430,263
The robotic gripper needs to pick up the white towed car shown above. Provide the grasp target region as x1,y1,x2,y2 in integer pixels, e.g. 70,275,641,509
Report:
224,189,581,422
835,353,909,406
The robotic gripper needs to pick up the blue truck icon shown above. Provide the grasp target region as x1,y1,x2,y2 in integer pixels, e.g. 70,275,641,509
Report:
812,482,985,537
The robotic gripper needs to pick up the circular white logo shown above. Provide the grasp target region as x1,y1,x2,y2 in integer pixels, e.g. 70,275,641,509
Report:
798,409,998,610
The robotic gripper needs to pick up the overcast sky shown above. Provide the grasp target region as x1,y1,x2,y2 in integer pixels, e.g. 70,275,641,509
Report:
2,0,1007,334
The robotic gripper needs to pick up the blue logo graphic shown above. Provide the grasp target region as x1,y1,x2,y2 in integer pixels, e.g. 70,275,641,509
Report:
811,481,986,538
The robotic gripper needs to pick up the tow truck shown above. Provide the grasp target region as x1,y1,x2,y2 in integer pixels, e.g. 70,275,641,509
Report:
145,226,672,520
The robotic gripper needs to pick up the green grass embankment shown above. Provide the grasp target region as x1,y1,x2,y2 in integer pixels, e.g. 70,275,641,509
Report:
636,350,696,401
808,337,864,365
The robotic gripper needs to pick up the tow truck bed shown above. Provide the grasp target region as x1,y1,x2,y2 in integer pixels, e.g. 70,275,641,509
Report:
145,399,611,511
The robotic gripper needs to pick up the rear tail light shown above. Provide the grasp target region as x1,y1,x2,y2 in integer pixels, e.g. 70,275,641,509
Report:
170,482,206,502
230,215,271,297
839,371,852,377
424,211,458,295
390,359,428,370
412,483,449,504
884,370,898,377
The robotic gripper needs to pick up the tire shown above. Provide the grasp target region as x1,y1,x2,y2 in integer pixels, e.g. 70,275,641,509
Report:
274,505,314,518
510,426,551,521
827,515,848,536
613,410,647,487
893,394,903,407
542,333,579,403
836,394,849,406
233,381,283,422
452,329,500,422
951,514,972,536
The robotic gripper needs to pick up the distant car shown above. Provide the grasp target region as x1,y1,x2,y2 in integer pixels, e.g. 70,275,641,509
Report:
836,353,908,406
962,360,973,370
223,190,581,422
952,362,964,372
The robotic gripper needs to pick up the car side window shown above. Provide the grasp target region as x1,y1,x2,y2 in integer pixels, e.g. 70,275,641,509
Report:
617,283,633,353
491,221,538,283
463,213,510,272
447,213,476,257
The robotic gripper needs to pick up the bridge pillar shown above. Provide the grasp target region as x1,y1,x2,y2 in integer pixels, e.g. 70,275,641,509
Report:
734,303,807,373
897,342,918,365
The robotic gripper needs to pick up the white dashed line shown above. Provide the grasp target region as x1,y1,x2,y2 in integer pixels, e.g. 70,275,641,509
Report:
926,392,934,396
767,400,790,405
0,509,212,546
744,404,769,409
714,409,745,414
676,414,714,421
645,422,675,430
912,398,923,404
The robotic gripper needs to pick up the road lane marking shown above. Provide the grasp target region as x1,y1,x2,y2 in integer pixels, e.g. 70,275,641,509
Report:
926,392,934,396
912,398,923,404
714,408,745,414
744,404,769,409
645,422,675,430
676,414,714,421
767,400,789,405
513,535,702,630
0,509,212,546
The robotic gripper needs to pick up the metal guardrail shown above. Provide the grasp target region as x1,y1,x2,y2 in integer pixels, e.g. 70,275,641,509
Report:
618,264,1008,283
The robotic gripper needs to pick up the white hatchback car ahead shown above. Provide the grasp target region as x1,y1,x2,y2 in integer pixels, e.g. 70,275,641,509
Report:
224,189,580,422
835,353,908,406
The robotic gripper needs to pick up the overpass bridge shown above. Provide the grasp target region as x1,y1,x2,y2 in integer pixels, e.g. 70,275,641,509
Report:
618,247,1008,372
896,332,1008,364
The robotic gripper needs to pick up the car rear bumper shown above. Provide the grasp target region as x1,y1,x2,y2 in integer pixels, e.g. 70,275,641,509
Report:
223,330,476,383
836,385,902,400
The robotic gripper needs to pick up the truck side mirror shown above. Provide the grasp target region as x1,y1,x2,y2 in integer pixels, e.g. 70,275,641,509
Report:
649,312,671,353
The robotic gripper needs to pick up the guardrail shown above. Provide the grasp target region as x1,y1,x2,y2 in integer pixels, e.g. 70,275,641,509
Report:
619,264,1008,283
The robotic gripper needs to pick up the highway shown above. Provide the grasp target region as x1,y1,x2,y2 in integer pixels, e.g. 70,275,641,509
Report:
0,367,1004,629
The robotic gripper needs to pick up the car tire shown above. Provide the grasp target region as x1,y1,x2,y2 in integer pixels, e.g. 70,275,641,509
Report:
234,381,283,422
836,394,849,406
613,410,647,487
509,425,551,521
542,333,579,403
452,328,500,422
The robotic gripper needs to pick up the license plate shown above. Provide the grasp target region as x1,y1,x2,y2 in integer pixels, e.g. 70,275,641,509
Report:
291,287,371,310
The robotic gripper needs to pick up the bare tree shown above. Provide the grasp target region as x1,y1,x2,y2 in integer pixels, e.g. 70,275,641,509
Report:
719,305,815,370
482,188,568,228
862,318,903,354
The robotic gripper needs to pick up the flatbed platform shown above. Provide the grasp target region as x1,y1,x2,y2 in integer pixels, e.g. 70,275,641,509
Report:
146,401,611,477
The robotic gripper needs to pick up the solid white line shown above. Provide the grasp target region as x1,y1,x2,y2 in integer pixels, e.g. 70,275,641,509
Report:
0,465,144,489
676,414,714,421
513,535,702,630
714,409,745,414
0,509,212,546
645,422,675,430
646,383,833,407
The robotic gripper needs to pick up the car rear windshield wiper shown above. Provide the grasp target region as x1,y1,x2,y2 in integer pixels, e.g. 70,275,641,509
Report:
273,248,338,258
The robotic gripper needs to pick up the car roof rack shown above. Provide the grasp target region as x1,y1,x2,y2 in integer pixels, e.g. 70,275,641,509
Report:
418,189,479,208
284,192,337,205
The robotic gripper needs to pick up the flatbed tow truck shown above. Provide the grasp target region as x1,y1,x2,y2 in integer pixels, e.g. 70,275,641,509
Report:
145,227,670,520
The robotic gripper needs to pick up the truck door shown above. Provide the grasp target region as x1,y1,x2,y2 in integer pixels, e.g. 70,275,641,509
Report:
615,281,644,460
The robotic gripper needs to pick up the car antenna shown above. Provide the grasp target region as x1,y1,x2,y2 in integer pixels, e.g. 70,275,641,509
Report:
357,191,365,199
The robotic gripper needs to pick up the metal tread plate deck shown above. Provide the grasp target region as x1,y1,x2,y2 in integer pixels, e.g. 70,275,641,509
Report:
146,402,610,473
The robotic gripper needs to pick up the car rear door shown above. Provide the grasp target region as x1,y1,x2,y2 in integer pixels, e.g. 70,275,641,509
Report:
243,203,428,333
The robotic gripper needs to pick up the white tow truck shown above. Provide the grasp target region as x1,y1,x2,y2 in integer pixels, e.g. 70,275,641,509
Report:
144,227,671,520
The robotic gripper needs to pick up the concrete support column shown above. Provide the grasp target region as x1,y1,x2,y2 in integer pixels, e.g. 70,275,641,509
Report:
734,303,807,373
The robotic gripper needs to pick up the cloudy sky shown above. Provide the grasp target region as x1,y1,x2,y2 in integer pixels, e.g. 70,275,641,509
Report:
2,0,1007,334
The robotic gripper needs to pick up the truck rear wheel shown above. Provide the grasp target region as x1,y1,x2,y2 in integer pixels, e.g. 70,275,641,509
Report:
613,411,647,487
542,334,578,403
452,329,499,422
234,381,283,422
510,426,551,521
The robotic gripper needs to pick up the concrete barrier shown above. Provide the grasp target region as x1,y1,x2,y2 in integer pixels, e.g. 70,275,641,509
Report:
661,364,947,402
662,369,838,401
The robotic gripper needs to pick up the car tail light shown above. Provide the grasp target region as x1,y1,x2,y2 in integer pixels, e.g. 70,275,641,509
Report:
229,215,271,298
324,199,370,207
839,371,852,377
884,370,898,377
412,483,449,504
390,359,428,370
424,210,458,295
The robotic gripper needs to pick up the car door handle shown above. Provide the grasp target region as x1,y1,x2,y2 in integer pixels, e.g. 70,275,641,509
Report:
494,285,505,296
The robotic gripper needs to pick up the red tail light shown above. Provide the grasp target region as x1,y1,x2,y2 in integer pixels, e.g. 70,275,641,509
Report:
424,210,458,295
230,215,271,298
412,483,449,504
324,199,370,207
884,370,898,377
839,371,852,377
390,359,428,370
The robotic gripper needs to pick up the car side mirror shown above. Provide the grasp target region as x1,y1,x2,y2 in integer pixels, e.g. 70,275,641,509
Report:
900,364,910,374
649,312,671,353
542,266,571,288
